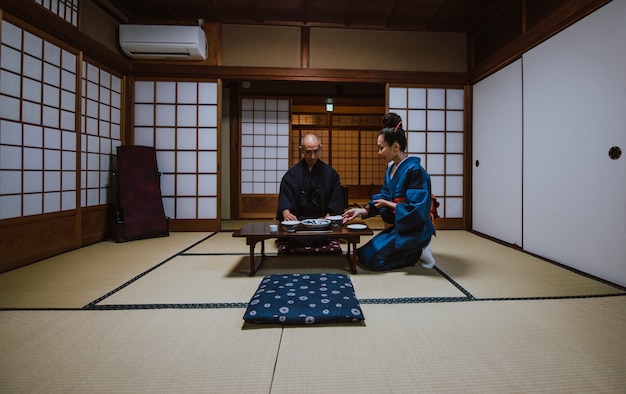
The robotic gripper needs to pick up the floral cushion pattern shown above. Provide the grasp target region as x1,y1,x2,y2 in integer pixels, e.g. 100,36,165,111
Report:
243,273,365,325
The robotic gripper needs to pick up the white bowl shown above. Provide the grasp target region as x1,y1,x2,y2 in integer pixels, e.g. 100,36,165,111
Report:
327,215,343,225
281,220,300,232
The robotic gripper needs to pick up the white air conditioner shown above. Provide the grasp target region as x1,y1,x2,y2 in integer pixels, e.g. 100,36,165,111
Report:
119,24,207,60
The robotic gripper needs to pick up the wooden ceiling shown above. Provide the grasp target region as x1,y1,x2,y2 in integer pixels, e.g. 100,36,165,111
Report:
103,0,512,33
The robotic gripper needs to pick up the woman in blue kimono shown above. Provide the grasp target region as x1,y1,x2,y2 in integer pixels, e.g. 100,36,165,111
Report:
342,124,436,271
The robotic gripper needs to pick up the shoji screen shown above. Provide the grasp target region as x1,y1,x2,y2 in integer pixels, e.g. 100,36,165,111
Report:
80,62,122,208
0,21,78,219
134,81,220,226
33,0,79,26
388,87,465,221
239,98,290,218
241,98,290,195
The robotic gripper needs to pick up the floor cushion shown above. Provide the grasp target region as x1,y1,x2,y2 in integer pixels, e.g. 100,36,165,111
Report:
243,273,364,325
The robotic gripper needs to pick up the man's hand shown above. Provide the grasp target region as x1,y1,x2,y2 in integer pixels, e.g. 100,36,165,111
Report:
282,209,298,221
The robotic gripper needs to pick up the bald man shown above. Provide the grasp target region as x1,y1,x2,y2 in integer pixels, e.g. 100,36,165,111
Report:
277,134,344,221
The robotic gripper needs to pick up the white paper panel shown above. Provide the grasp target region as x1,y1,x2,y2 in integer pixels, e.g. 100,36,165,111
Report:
176,174,197,196
407,110,426,130
0,120,22,145
406,131,425,153
156,151,175,173
135,81,154,102
446,154,464,174
445,197,463,218
0,171,22,193
446,89,464,110
62,190,75,210
177,105,197,127
388,87,406,108
428,89,445,109
23,194,42,216
1,47,22,76
198,82,218,104
44,171,60,191
160,174,175,195
426,153,444,174
155,127,175,150
23,32,42,58
0,195,21,219
23,147,43,170
176,197,196,218
177,151,196,172
44,192,60,213
177,128,197,149
156,82,176,103
155,104,176,126
198,151,217,172
23,171,42,192
446,133,463,153
134,104,154,126
0,95,20,121
1,22,22,49
427,132,445,152
446,111,463,131
427,110,445,131
198,174,217,195
198,105,217,127
198,197,217,218
198,128,217,150
408,88,426,108
430,175,444,196
177,82,197,103
134,127,154,147
0,70,21,96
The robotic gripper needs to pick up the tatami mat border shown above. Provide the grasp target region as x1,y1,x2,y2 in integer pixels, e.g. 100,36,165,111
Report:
4,230,625,312
83,233,219,308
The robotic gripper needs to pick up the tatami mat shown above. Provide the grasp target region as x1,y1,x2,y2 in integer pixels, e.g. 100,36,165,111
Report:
430,231,623,299
0,309,280,393
273,297,626,393
0,232,211,309
96,253,465,306
1,229,625,393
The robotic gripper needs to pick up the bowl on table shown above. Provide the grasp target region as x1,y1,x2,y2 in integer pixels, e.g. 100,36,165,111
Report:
327,215,343,226
281,220,300,232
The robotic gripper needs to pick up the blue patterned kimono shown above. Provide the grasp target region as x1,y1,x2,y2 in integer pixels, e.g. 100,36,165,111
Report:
357,157,435,271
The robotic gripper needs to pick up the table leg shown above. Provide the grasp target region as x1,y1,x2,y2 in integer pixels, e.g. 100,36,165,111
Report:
248,240,266,276
349,242,358,274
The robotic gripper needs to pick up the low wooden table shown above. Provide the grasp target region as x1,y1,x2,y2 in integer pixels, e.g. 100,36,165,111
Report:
232,221,374,276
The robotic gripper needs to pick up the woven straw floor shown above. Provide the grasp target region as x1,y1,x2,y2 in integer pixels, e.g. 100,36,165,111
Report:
1,226,625,393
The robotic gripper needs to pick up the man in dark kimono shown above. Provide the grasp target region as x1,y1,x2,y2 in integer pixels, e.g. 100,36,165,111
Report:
277,134,344,221
276,134,345,252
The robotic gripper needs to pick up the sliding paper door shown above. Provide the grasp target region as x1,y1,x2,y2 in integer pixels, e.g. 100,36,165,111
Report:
472,59,523,246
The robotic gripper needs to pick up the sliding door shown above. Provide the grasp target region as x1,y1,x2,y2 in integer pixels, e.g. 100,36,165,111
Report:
472,60,523,246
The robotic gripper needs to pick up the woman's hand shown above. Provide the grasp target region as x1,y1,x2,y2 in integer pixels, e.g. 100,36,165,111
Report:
342,207,367,223
372,199,396,211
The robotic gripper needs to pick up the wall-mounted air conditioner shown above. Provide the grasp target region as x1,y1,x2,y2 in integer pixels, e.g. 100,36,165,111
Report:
119,24,207,60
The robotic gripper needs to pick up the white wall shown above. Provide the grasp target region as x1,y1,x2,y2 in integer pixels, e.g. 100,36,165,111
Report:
522,0,626,287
